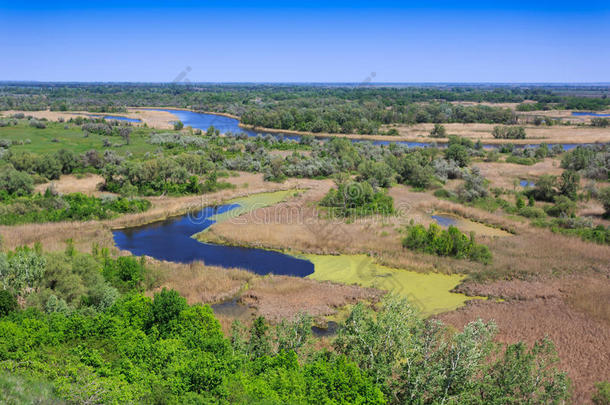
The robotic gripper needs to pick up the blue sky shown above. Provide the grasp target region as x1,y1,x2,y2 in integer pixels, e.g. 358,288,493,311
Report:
1,1,609,82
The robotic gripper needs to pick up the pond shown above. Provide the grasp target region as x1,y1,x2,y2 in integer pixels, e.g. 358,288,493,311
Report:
112,202,314,277
520,179,535,187
431,214,458,227
151,108,587,151
572,112,610,117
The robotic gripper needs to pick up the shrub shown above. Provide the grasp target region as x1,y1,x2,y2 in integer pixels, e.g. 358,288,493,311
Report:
518,206,546,219
28,119,46,129
402,222,492,264
492,125,526,139
458,167,488,201
320,179,394,217
430,124,447,138
0,290,17,317
531,174,557,201
559,170,580,200
0,193,151,225
545,195,577,217
593,381,610,405
600,187,610,217
445,144,470,167
591,118,610,127
0,165,34,197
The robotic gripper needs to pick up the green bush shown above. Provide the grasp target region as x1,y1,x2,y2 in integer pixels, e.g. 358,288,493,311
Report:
0,193,151,225
0,165,34,197
0,290,17,317
320,180,394,217
593,381,610,405
518,206,547,219
492,125,526,139
505,155,537,165
402,222,492,264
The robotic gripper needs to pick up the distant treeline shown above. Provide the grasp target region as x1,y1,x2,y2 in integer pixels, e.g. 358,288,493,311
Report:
1,83,609,134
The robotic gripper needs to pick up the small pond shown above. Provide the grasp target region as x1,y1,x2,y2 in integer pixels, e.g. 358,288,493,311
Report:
520,180,535,187
571,112,610,117
431,215,458,227
112,203,314,277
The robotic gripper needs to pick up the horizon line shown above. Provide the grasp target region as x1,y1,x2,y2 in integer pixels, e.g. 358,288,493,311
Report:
2,81,610,86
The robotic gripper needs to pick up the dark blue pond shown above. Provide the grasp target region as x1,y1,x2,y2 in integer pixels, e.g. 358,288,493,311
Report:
149,109,595,151
572,112,610,117
112,203,315,277
431,215,458,227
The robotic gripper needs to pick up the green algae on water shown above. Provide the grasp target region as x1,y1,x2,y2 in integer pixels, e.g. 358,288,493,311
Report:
301,254,484,315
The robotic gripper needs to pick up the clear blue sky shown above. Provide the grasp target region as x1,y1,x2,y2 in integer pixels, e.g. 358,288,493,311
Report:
1,0,608,82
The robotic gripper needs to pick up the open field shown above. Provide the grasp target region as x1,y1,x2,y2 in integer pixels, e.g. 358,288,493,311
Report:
0,119,157,156
382,122,610,144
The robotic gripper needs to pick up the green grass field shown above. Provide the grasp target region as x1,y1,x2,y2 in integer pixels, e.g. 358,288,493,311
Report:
209,189,300,224
0,121,157,156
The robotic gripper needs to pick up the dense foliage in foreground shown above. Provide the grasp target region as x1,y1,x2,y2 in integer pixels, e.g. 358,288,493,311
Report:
0,243,571,404
0,292,569,404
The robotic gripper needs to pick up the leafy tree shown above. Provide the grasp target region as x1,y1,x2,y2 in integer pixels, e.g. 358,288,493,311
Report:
546,195,577,217
0,248,46,293
248,316,272,359
559,170,580,200
0,165,34,197
357,160,395,188
532,175,557,202
430,124,447,138
151,288,188,336
173,120,184,130
445,144,470,167
458,167,488,201
55,149,78,174
0,290,17,317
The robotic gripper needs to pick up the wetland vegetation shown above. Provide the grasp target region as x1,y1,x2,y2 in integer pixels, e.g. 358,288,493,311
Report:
0,83,609,403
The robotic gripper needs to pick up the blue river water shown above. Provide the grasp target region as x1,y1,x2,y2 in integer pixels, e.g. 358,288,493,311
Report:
572,112,610,117
150,108,600,151
112,203,315,277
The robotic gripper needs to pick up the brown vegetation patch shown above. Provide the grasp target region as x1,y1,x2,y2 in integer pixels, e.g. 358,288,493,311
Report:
438,279,610,404
475,159,563,190
34,174,105,196
148,259,256,304
240,276,382,322
382,122,610,145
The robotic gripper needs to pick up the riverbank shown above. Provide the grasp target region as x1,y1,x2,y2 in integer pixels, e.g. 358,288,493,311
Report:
6,107,608,145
